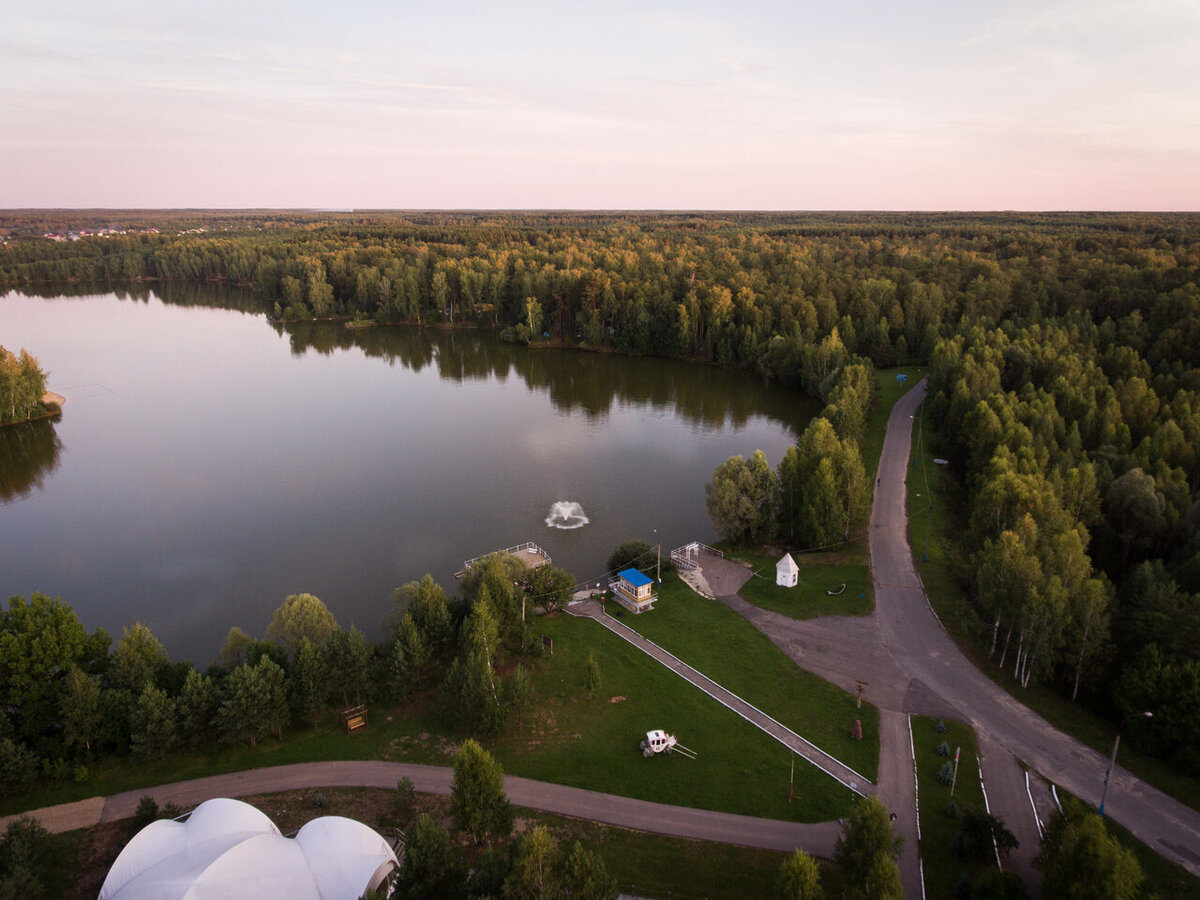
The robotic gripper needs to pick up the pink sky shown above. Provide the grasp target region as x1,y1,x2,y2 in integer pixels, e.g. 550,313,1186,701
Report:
4,0,1198,210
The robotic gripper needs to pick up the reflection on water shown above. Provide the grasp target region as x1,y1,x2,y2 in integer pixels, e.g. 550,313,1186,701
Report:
0,288,815,664
0,418,62,503
281,321,797,431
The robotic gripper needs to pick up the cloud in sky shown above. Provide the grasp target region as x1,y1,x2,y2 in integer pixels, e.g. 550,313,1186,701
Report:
3,0,1198,209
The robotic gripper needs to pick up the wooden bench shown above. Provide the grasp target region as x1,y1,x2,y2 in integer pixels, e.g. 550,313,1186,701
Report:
343,705,368,733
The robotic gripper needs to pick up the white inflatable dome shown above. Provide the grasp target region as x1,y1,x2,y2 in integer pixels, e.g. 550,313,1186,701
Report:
99,798,398,900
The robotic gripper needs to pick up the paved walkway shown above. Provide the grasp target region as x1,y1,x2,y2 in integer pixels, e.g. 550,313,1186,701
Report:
7,761,839,858
565,599,873,795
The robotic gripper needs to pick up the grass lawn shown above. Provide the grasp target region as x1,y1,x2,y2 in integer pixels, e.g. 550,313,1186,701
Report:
493,608,859,823
911,715,992,900
613,574,879,786
731,546,873,620
906,410,1200,817
2,612,855,826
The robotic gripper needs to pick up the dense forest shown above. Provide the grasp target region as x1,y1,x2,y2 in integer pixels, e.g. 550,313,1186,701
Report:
2,209,1198,781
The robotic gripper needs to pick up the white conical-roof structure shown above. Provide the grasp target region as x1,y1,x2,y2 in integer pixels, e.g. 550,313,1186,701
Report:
776,553,799,587
99,798,398,900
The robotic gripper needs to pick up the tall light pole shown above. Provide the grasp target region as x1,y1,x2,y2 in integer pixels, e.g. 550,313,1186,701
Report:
653,528,661,583
1098,711,1152,817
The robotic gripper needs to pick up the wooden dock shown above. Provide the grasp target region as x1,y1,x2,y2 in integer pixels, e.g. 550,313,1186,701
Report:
457,542,551,578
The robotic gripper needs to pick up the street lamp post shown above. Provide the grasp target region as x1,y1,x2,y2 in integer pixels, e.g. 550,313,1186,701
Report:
1098,711,1152,817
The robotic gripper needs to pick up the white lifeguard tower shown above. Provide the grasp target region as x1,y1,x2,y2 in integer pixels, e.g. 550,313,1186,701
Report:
776,553,799,588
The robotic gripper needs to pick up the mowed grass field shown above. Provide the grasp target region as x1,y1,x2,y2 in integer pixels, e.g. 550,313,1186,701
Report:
493,604,861,823
615,574,879,786
733,547,873,620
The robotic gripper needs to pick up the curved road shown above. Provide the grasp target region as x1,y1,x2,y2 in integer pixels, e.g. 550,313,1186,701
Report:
707,379,1200,893
85,759,837,856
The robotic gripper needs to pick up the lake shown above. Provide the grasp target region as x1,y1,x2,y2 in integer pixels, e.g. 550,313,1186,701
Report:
1,286,816,663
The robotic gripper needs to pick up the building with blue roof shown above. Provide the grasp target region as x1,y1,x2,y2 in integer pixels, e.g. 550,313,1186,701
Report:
610,567,658,613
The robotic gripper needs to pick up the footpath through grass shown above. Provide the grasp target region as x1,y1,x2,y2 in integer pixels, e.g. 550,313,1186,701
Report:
615,574,879,786
911,715,990,900
906,404,1200,816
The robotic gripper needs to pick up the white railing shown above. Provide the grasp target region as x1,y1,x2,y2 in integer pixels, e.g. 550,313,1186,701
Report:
462,542,550,571
670,541,724,570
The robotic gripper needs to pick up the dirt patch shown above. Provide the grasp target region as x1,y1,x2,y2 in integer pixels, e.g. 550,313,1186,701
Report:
609,695,628,703
62,820,129,900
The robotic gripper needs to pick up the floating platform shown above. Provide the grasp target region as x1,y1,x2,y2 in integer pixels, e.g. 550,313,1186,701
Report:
457,542,551,578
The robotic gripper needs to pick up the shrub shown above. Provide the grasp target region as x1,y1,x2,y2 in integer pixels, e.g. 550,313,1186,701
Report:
937,761,954,786
936,741,951,757
934,720,947,734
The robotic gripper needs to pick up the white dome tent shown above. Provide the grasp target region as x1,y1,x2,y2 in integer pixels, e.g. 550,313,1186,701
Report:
98,797,398,900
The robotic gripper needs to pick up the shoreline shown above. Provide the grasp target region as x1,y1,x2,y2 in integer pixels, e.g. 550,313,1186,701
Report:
0,390,65,429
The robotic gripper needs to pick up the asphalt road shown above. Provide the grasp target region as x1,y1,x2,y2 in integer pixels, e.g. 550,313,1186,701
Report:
877,381,1200,881
700,378,1200,894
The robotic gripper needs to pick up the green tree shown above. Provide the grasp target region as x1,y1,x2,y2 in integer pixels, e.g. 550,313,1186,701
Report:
451,738,513,843
389,615,432,701
505,664,535,731
130,683,178,761
0,739,38,798
393,813,467,900
265,593,338,654
862,851,903,899
391,575,453,655
109,621,168,693
257,655,290,740
705,450,778,544
177,668,219,743
0,347,48,425
503,825,561,899
218,662,271,748
951,807,1019,862
834,796,902,898
324,626,369,707
529,565,575,613
0,816,55,900
218,626,253,669
606,540,654,575
1036,799,1142,899
563,840,618,900
775,848,822,899
59,666,102,752
443,601,506,734
291,637,330,727
0,593,101,740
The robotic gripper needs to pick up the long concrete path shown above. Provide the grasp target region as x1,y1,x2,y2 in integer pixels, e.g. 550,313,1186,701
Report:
5,760,839,859
565,599,873,795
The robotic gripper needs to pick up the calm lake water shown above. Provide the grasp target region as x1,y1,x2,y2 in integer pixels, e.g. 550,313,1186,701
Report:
1,287,816,663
